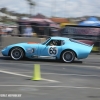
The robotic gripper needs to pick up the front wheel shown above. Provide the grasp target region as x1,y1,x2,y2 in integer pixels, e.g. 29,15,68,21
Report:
10,47,24,60
61,50,75,63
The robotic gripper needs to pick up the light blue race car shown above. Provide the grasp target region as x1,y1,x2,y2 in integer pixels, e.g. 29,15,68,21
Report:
1,37,93,63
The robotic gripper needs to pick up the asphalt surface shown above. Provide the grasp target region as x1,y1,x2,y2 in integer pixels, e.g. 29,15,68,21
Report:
0,51,100,100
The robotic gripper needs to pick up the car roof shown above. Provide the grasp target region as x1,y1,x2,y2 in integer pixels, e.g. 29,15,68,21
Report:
51,36,69,40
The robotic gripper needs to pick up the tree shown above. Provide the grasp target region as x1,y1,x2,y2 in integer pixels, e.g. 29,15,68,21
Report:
0,7,8,14
26,0,36,17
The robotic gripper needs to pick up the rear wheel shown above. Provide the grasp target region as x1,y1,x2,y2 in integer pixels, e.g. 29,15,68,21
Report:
62,50,75,63
10,47,24,60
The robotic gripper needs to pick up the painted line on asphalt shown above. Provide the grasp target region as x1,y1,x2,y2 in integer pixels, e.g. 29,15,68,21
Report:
0,70,59,83
41,73,100,77
11,72,100,77
0,85,100,90
0,62,100,69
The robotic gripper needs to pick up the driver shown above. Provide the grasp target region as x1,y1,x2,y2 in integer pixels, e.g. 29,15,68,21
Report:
50,40,57,46
49,41,54,46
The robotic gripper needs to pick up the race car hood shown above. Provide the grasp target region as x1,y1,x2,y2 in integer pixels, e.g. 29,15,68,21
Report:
1,42,41,56
5,42,41,50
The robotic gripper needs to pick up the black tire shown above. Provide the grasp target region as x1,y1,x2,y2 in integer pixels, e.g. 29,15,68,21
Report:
10,47,24,60
61,50,75,63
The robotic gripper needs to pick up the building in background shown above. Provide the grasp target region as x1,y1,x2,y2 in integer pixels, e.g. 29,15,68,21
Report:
50,17,77,28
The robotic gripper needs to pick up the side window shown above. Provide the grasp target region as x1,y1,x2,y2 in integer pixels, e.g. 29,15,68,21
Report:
61,40,65,45
47,40,62,46
47,40,56,46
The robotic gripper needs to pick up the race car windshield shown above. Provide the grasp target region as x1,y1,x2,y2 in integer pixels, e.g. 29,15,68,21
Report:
42,37,51,45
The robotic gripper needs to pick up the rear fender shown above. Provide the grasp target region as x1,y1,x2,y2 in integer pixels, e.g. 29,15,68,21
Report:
77,44,94,59
60,49,77,59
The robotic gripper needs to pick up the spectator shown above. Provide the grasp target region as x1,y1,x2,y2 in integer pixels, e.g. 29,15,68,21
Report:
1,26,7,35
23,25,33,37
6,27,13,35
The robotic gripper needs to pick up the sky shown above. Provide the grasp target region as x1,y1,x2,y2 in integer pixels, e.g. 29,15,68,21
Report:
0,0,100,18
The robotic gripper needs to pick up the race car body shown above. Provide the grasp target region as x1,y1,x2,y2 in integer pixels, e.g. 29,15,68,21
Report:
1,37,93,63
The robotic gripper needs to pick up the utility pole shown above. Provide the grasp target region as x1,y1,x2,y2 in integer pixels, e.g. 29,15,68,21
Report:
51,0,57,17
26,0,35,17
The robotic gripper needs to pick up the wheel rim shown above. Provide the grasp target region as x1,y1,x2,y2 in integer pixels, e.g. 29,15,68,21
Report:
11,48,23,60
62,51,75,62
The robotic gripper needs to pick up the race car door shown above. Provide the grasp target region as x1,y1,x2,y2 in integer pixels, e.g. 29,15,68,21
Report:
39,39,63,59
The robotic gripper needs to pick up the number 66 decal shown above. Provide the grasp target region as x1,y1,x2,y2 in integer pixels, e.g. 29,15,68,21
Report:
48,47,58,56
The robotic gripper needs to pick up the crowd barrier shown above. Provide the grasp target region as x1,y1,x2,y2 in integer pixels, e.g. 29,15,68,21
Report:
0,36,46,48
